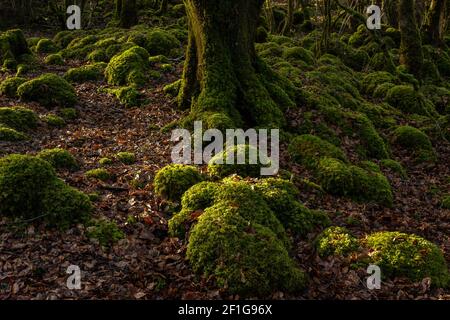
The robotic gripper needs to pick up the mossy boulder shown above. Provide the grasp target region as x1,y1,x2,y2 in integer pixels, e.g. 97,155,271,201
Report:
361,71,396,96
110,86,141,107
17,74,77,108
0,125,28,141
208,145,270,179
0,106,38,131
0,29,31,70
44,53,64,65
315,226,359,257
42,114,65,127
380,159,407,178
64,63,106,83
37,148,78,170
154,164,203,202
391,126,436,163
364,232,450,287
85,168,111,181
288,134,347,169
35,38,58,54
385,85,426,115
116,152,135,164
282,46,315,65
0,76,27,97
105,46,150,87
0,154,91,227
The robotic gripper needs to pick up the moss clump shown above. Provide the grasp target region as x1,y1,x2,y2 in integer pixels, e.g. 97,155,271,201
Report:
317,158,393,206
17,74,77,108
385,85,426,115
186,201,306,296
380,159,407,178
0,154,91,227
315,226,359,257
44,53,64,65
85,168,111,181
364,232,450,287
0,106,38,131
134,29,180,56
99,157,113,166
116,152,135,164
0,29,31,70
0,125,28,141
37,148,78,170
149,54,169,64
163,79,181,97
282,46,315,65
180,181,219,212
110,86,141,107
105,46,150,87
391,126,436,163
60,108,77,120
35,38,58,54
442,196,450,209
288,134,347,169
361,71,396,96
154,164,203,202
43,114,65,127
64,63,106,83
208,145,270,179
0,77,27,97
86,219,125,247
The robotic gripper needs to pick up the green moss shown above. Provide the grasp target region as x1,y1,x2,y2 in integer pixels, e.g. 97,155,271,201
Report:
163,79,181,97
87,49,108,63
361,71,396,96
0,76,27,97
17,74,77,108
256,26,268,43
110,86,141,107
442,196,450,209
0,106,38,131
315,226,359,257
380,159,407,178
64,63,106,83
368,52,396,72
0,125,28,141
43,114,65,128
186,201,306,296
143,29,180,56
348,26,367,47
35,38,58,54
116,152,135,164
288,134,347,169
86,219,125,247
85,168,111,181
99,157,113,166
44,53,64,65
208,145,269,179
282,46,315,65
105,46,150,87
154,164,203,202
181,181,219,212
0,29,31,70
364,232,449,287
37,148,78,170
392,126,436,162
359,160,381,173
0,154,91,227
385,85,424,115
59,108,77,121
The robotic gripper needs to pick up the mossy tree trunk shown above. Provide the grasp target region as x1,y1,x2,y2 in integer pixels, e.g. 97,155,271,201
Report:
120,0,138,28
398,0,424,79
383,0,398,27
114,0,123,20
158,0,169,14
178,0,295,129
424,0,448,46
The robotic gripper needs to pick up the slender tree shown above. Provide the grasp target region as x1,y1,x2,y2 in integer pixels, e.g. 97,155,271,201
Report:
178,0,296,128
424,0,448,46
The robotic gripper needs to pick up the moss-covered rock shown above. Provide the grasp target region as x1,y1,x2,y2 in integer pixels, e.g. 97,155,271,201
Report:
0,29,31,70
315,226,359,257
385,85,426,115
364,232,450,287
0,154,91,227
0,125,28,141
208,145,270,179
42,114,65,127
186,201,306,296
59,108,77,121
282,46,315,65
0,106,38,131
105,46,150,87
85,168,111,181
44,53,64,65
361,71,396,96
35,38,58,54
37,148,78,170
154,164,203,202
64,63,106,83
163,79,181,97
288,134,347,169
380,159,407,178
0,76,27,97
391,126,436,163
116,152,135,164
17,74,77,108
110,86,141,107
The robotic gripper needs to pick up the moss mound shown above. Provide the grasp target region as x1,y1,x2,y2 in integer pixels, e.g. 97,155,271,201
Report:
43,114,65,127
0,76,27,97
85,168,111,181
109,86,141,107
44,53,64,65
105,46,150,87
0,106,38,131
17,74,77,108
64,63,106,83
364,232,450,287
391,126,436,163
288,134,347,169
154,164,203,202
0,125,28,141
208,145,270,179
315,226,359,257
0,154,91,227
385,85,428,115
35,38,58,54
37,148,78,170
0,29,31,70
116,152,135,164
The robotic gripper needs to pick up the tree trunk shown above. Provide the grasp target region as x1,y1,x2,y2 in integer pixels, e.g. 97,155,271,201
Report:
120,0,138,28
424,0,447,46
383,0,398,27
178,0,295,129
114,0,122,20
398,0,424,79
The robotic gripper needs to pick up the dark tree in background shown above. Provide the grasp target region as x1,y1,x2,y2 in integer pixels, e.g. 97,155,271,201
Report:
178,0,296,129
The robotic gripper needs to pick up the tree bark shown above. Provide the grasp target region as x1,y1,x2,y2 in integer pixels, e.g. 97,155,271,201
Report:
398,0,424,79
120,0,138,28
178,0,295,129
424,0,448,46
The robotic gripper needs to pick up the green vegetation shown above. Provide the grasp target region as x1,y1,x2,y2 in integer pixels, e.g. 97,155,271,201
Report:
85,168,111,181
315,226,359,257
42,114,65,127
116,152,136,164
154,164,203,202
391,126,436,163
37,148,78,170
64,63,106,83
0,106,37,131
0,77,27,97
87,219,125,247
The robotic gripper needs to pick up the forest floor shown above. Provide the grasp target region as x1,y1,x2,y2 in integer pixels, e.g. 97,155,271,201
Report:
1,30,450,300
